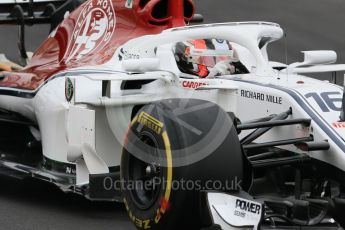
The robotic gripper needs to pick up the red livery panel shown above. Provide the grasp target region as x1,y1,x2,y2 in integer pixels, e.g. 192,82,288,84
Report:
0,0,195,91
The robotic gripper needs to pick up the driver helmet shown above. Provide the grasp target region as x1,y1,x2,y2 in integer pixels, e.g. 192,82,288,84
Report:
174,39,239,78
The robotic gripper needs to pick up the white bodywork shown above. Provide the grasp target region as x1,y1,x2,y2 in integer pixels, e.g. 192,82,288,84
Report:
207,192,262,230
0,22,344,193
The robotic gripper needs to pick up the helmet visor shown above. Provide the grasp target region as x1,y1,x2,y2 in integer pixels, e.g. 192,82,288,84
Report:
187,47,236,68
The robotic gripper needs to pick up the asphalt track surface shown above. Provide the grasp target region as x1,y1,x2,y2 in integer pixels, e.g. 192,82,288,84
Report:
0,0,344,229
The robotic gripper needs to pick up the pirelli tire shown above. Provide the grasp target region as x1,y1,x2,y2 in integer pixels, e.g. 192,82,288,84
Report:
121,99,247,230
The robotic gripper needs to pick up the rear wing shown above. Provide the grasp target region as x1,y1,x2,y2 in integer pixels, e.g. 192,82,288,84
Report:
0,0,85,27
0,0,83,66
0,0,68,25
0,0,63,2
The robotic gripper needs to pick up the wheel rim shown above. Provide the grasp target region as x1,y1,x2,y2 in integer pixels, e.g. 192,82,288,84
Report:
127,132,164,210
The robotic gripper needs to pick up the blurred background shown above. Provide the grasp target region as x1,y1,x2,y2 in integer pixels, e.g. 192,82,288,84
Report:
197,0,345,67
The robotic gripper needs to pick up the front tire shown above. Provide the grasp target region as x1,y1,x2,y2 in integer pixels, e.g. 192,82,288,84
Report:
121,99,247,230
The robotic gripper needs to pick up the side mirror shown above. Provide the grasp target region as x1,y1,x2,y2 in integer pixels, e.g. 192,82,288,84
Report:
288,50,337,70
302,50,337,65
122,58,161,73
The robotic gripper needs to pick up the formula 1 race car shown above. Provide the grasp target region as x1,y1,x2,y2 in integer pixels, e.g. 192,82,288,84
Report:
0,0,345,230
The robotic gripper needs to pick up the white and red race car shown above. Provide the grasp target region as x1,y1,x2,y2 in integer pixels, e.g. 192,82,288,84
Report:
0,0,345,229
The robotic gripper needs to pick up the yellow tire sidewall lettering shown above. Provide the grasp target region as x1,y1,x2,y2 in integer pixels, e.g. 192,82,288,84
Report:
125,112,174,228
